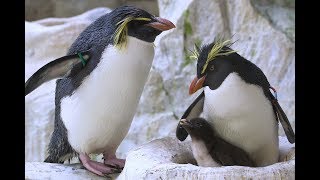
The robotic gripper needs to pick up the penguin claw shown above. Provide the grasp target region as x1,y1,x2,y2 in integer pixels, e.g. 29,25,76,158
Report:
103,174,112,179
79,153,120,176
105,163,122,169
110,167,122,173
103,154,126,169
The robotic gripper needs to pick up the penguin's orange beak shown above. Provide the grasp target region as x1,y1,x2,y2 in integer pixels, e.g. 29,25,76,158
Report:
145,17,175,31
189,76,206,95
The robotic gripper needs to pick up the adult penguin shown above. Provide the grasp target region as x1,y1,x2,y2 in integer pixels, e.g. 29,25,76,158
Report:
176,39,295,166
25,5,175,176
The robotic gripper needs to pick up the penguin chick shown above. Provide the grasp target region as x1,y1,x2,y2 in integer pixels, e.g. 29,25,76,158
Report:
180,118,255,167
25,5,175,176
176,38,295,166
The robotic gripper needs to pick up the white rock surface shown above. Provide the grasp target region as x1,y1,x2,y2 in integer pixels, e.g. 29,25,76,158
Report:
117,136,295,179
25,0,295,170
25,136,294,179
26,0,159,21
25,162,107,180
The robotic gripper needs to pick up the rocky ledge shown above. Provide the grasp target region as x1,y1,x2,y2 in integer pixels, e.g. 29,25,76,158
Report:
26,136,294,179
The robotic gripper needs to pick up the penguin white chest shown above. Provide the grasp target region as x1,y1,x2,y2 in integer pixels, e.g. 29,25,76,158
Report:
60,37,154,154
203,72,279,166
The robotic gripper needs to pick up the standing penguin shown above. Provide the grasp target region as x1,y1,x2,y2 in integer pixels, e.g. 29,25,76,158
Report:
176,39,295,166
25,6,175,176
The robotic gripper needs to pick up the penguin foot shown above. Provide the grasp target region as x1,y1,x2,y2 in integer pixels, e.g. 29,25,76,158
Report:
103,153,126,169
79,153,121,176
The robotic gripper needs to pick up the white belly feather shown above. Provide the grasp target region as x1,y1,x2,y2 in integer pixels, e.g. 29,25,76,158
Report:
191,139,221,167
61,37,154,154
203,72,279,166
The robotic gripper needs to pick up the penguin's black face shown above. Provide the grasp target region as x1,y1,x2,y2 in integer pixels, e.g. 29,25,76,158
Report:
198,54,235,90
180,118,214,139
189,41,237,94
112,6,175,43
127,16,174,42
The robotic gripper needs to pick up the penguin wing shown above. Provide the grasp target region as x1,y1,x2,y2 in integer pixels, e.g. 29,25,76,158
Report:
270,92,295,143
25,50,91,96
176,91,205,141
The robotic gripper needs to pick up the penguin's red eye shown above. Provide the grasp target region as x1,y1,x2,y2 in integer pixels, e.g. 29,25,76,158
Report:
210,65,214,71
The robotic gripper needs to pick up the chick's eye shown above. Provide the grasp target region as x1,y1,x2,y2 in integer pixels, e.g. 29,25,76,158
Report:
210,65,214,71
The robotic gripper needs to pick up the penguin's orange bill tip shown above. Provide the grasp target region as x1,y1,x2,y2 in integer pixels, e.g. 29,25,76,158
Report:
145,17,175,31
189,76,206,95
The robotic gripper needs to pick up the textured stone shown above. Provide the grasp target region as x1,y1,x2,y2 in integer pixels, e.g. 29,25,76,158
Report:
25,0,159,21
25,162,109,180
25,137,294,179
118,136,295,179
251,0,295,41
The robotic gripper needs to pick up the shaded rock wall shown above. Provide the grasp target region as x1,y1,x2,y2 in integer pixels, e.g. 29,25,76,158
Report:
25,0,159,21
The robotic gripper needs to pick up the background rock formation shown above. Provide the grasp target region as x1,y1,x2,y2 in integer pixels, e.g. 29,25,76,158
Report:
25,0,295,167
25,0,159,21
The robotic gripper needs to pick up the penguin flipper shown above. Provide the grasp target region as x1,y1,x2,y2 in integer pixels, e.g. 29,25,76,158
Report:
271,98,295,143
176,91,205,141
25,50,91,96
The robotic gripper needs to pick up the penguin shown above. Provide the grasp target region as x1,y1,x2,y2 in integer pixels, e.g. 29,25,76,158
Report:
25,5,175,176
179,118,255,167
176,38,295,167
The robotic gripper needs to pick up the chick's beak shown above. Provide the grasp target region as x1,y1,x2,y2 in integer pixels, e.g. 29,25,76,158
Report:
189,76,206,95
145,17,175,31
179,119,191,127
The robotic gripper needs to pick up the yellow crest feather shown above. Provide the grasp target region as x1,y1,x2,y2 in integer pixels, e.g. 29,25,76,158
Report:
188,44,200,60
201,38,236,74
114,17,151,49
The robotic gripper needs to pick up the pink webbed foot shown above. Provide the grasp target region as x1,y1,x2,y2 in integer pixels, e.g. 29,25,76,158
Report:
79,153,121,177
103,153,126,169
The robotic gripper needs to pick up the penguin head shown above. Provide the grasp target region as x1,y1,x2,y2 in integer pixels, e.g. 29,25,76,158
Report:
111,6,175,47
188,39,238,94
180,118,214,139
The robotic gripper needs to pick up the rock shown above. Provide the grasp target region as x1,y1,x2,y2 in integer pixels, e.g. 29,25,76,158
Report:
118,136,295,179
25,0,159,21
117,112,178,158
25,162,109,180
25,136,294,179
25,7,111,162
251,0,295,42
